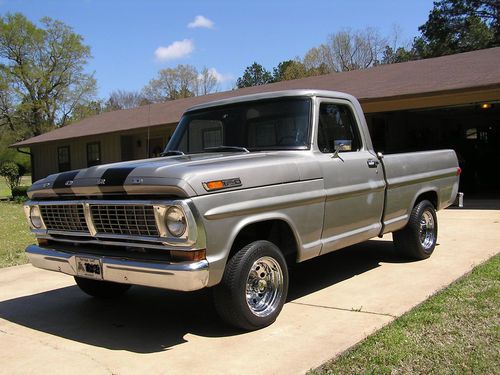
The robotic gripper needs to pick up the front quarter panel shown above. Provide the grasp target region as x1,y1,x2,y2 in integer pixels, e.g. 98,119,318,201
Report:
192,179,325,286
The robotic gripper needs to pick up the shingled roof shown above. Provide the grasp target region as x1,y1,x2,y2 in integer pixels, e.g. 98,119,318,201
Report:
13,47,500,147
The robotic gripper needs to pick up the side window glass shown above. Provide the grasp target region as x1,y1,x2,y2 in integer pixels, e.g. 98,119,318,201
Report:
317,103,361,153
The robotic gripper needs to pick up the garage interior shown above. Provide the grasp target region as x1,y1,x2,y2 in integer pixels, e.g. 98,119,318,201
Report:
366,101,500,195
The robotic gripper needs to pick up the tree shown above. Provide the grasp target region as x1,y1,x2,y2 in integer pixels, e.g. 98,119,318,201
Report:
415,0,499,58
0,13,96,137
303,47,335,73
143,64,198,102
300,28,387,73
0,130,30,172
105,90,148,111
236,62,273,88
380,45,415,64
68,100,103,123
272,60,297,81
197,67,218,96
272,59,330,82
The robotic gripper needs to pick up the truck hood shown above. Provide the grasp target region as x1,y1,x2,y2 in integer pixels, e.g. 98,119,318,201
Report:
28,152,322,199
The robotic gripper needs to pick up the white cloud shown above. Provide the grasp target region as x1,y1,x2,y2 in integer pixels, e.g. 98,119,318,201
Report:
206,68,233,83
187,15,214,29
154,39,194,61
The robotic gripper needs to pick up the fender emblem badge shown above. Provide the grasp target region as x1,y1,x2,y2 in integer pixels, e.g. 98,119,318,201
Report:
97,178,106,185
65,180,74,186
132,178,143,185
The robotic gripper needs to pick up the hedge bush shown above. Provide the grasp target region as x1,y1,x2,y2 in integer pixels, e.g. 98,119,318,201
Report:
0,162,26,191
12,185,28,197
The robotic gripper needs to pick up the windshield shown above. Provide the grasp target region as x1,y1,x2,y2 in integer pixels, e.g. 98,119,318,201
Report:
165,98,311,154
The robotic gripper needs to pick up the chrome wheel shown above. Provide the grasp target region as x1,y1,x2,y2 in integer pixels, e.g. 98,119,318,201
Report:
246,256,284,317
419,210,436,250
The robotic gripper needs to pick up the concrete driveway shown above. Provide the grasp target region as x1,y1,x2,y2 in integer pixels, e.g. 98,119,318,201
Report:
0,208,498,375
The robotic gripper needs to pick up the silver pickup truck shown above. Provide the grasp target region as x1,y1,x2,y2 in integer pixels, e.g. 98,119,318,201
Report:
23,90,460,330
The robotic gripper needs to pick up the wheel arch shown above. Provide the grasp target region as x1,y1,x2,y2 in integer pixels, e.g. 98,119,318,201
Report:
412,190,439,210
228,217,301,267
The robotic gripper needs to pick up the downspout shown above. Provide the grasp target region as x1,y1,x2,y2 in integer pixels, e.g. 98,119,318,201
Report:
16,147,35,182
16,147,31,156
147,104,151,158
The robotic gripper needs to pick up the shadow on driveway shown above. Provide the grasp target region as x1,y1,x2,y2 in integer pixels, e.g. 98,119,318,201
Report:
0,239,408,353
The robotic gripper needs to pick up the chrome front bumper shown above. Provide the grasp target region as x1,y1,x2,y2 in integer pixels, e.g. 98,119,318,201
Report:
26,245,209,292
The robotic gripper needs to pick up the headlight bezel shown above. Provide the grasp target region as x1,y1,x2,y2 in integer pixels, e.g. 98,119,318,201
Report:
23,204,46,230
153,200,199,245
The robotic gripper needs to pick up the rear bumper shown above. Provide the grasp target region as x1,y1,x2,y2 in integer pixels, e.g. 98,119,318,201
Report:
26,244,209,292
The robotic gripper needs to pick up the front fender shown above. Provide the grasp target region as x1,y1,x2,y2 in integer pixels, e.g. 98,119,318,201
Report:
191,179,325,286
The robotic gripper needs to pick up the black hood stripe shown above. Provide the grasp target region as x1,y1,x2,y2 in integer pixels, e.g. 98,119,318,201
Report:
53,171,79,189
98,167,136,193
100,167,136,186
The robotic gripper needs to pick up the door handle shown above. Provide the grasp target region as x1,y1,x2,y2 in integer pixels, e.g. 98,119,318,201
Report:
367,159,379,168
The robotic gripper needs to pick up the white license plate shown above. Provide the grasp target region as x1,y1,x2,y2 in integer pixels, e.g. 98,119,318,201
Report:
75,256,103,280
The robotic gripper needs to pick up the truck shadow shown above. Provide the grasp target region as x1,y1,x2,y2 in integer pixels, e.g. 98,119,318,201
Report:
0,238,408,353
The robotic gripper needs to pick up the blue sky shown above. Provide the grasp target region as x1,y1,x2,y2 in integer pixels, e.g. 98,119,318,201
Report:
1,0,435,98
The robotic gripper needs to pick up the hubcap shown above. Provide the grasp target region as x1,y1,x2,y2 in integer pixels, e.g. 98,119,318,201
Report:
246,256,284,317
419,210,435,250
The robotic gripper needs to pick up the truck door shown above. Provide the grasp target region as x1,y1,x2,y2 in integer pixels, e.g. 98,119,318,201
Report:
316,99,385,254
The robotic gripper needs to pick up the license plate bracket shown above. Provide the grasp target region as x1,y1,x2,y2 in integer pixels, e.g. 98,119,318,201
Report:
75,256,103,280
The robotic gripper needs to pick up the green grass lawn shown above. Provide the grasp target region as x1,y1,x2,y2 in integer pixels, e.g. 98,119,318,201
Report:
0,175,32,197
0,202,34,267
309,253,500,375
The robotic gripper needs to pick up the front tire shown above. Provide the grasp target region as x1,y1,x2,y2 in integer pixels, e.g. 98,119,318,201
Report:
74,277,131,298
393,200,438,260
213,240,289,330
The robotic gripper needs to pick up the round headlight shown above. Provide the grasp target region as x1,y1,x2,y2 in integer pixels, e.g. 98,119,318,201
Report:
30,206,43,229
165,206,187,237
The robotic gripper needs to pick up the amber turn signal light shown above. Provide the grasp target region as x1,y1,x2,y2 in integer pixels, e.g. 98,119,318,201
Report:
37,238,49,246
170,249,206,262
206,180,225,190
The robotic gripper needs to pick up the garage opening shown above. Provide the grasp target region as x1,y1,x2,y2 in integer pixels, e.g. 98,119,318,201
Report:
366,102,500,195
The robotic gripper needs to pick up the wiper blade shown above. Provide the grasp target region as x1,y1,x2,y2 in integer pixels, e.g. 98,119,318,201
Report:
160,150,185,157
204,146,250,153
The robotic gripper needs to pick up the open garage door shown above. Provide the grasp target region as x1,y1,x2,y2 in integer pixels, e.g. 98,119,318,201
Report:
367,102,500,195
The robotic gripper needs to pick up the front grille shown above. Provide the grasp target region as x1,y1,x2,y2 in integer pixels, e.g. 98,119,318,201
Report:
40,204,88,233
90,205,159,237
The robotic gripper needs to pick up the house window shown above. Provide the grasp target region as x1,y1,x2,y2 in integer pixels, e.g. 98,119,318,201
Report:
87,142,101,167
57,146,71,172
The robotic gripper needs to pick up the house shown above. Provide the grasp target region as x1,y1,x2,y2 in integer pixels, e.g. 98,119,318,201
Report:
12,47,500,193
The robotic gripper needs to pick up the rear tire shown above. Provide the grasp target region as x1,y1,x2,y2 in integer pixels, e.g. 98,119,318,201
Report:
393,200,438,260
74,277,131,298
213,240,289,330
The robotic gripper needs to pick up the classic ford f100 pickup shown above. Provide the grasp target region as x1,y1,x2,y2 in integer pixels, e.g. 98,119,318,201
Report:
23,90,460,330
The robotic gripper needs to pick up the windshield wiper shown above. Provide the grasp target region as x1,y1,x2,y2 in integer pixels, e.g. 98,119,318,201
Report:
204,146,250,153
160,150,185,157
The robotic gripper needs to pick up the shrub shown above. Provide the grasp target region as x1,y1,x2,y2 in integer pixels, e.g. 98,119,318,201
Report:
13,195,28,203
0,162,23,192
12,185,28,197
